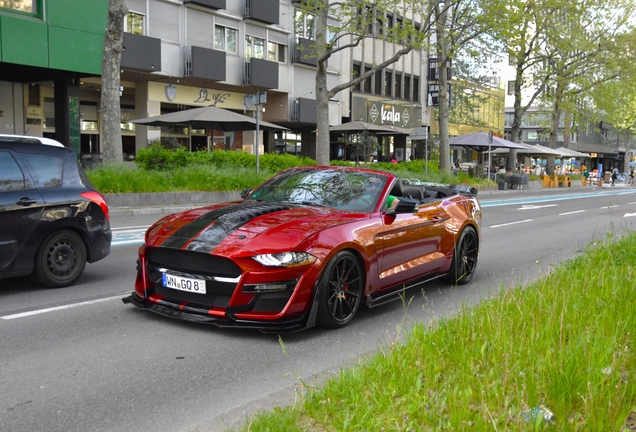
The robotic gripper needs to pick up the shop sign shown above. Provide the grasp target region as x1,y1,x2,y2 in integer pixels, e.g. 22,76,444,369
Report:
165,84,177,101
366,101,413,128
149,82,247,110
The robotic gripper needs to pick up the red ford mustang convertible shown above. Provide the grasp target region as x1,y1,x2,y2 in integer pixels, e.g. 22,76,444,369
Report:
123,166,481,332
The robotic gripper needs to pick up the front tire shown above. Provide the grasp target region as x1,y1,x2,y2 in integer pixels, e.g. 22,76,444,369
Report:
34,230,87,288
447,226,479,285
316,251,364,329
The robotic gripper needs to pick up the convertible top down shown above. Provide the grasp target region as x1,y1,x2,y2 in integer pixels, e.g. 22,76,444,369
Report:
123,166,481,332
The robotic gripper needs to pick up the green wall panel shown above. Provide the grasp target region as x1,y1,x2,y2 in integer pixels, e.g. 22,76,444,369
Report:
46,0,108,35
0,15,48,66
49,26,104,74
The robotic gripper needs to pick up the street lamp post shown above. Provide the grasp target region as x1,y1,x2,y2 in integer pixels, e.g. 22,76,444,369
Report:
244,92,267,173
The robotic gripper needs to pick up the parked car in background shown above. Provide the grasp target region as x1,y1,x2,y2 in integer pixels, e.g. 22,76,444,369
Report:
124,166,481,332
0,134,111,287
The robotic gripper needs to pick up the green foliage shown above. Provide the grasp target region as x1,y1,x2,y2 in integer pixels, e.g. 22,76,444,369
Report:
259,152,316,172
88,146,491,193
239,232,636,431
135,142,189,170
88,164,271,193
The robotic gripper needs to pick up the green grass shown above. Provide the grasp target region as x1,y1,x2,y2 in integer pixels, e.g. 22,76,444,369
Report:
86,164,273,194
237,232,636,431
86,150,495,194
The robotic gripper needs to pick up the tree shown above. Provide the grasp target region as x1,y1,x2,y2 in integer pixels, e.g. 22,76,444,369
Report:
431,0,497,173
101,0,128,164
493,0,552,170
536,0,636,174
296,0,441,166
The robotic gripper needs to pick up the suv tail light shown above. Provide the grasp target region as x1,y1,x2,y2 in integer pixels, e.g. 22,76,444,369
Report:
81,191,110,222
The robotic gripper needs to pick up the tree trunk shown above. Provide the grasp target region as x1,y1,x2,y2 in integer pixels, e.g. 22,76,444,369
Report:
315,5,330,166
436,9,451,173
101,0,128,164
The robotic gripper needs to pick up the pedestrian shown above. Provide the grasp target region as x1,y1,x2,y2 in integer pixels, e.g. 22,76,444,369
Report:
630,169,635,186
611,167,619,186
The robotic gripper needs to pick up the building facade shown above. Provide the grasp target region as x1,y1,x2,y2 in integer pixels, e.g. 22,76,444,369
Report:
8,1,526,166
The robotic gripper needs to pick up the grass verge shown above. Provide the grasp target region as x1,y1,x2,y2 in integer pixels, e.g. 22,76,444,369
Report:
238,232,636,431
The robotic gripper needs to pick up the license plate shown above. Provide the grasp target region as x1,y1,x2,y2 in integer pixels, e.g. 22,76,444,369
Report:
162,273,206,294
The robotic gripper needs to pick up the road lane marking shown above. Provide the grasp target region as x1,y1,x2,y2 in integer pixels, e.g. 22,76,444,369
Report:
600,205,619,209
112,225,151,231
625,213,636,218
490,219,533,228
559,210,585,216
1,293,127,320
111,228,147,247
517,204,558,210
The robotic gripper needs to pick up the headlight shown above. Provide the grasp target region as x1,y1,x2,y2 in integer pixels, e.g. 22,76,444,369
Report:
253,252,317,268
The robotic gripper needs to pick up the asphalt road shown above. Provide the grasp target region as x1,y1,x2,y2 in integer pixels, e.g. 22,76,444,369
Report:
2,186,636,432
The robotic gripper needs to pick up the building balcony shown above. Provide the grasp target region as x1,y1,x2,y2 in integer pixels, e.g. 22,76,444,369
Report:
121,33,161,72
244,0,279,25
183,0,225,9
243,58,278,89
292,38,318,67
184,46,226,81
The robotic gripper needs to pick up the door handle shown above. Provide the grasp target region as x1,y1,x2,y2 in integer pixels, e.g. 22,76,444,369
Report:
16,197,37,206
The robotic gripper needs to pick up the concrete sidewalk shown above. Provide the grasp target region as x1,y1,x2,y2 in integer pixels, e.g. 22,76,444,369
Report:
107,182,633,217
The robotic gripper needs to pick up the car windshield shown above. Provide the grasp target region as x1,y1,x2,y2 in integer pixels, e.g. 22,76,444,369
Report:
246,169,388,212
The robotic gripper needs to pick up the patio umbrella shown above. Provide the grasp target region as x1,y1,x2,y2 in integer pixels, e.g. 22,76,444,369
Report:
130,105,288,131
376,125,413,135
448,131,528,150
490,143,562,157
556,147,590,158
328,120,395,133
449,131,528,177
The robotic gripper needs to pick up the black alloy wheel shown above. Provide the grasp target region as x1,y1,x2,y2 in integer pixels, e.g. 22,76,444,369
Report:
34,230,87,288
316,250,364,328
447,226,479,285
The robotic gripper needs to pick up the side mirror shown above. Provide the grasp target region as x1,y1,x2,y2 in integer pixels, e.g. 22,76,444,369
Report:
241,188,253,198
386,197,418,214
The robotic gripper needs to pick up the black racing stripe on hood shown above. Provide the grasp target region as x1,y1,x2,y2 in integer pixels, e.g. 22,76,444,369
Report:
161,201,292,252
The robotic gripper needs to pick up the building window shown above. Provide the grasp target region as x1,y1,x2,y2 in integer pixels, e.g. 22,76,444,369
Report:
374,70,382,95
215,25,238,53
0,0,38,14
395,73,402,99
507,80,515,96
294,9,316,41
268,42,286,63
364,65,372,93
352,63,362,91
413,76,419,102
385,70,392,97
124,12,145,35
245,35,265,60
404,75,411,101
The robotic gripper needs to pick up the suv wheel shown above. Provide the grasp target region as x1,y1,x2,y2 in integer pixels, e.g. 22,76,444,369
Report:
34,230,87,288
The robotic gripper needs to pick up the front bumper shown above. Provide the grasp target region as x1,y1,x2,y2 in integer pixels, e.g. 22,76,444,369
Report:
122,292,311,333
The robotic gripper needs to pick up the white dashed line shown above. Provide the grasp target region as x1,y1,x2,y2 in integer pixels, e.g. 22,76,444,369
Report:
490,219,533,228
1,294,126,320
559,210,585,216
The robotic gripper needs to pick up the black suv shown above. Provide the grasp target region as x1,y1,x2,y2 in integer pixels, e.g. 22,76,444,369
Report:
0,135,111,287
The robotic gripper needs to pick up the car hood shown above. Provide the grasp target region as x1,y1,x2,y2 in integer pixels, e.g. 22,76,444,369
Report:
146,200,367,255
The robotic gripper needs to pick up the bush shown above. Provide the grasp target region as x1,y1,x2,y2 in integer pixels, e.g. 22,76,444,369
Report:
135,142,190,170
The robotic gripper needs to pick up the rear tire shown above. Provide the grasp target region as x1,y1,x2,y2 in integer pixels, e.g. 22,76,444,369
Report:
447,226,479,285
316,251,364,329
34,230,87,288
